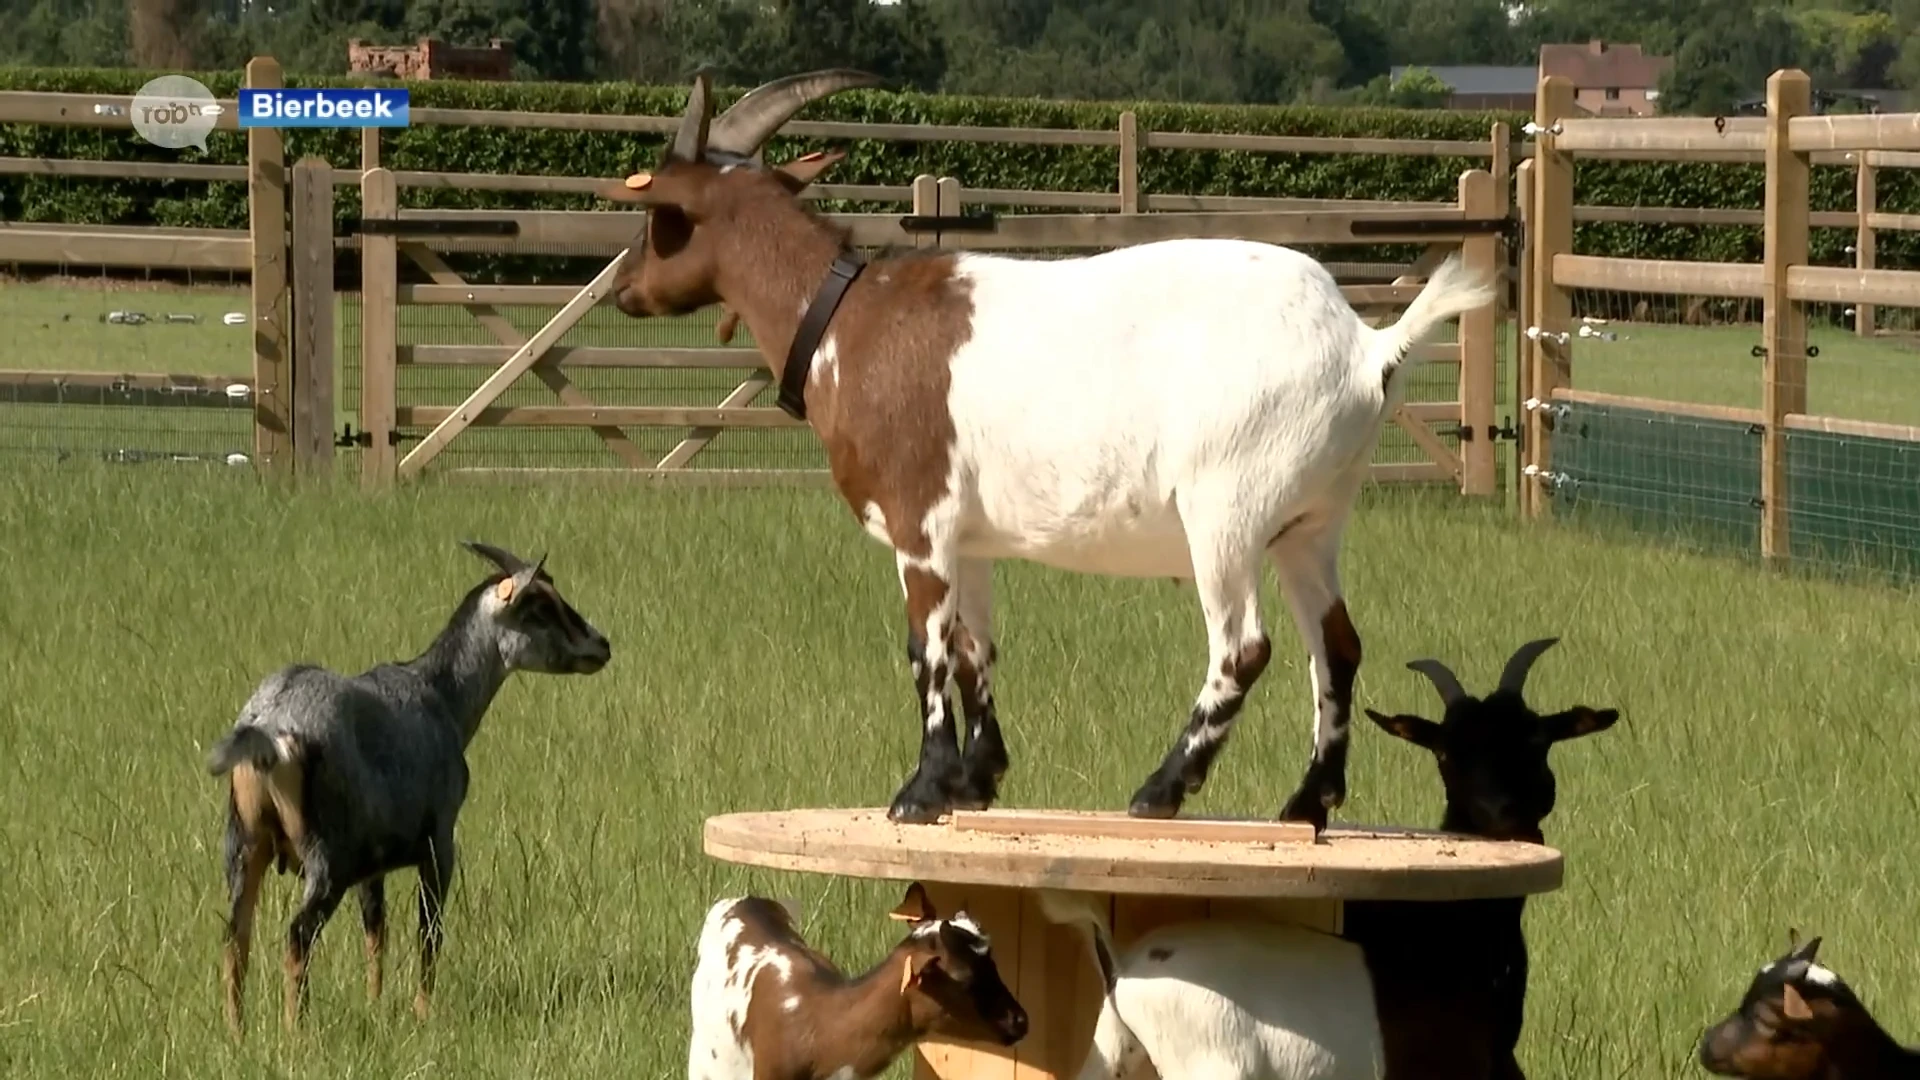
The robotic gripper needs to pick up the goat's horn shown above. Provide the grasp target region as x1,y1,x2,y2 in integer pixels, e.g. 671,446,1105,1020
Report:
667,68,715,163
1497,637,1561,695
459,539,526,575
1405,659,1468,707
706,68,885,158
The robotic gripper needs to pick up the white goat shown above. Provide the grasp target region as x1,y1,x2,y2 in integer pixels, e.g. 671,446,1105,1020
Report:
595,69,1498,830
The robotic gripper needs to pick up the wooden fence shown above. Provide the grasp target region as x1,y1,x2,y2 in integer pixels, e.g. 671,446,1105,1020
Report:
1520,68,1920,569
0,57,1521,494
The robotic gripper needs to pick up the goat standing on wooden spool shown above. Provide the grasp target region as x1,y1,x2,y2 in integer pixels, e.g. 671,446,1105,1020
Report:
594,69,1497,831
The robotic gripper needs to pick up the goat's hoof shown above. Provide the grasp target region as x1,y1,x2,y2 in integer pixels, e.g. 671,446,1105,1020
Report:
1126,774,1186,820
1277,784,1339,832
887,787,951,825
950,770,1001,812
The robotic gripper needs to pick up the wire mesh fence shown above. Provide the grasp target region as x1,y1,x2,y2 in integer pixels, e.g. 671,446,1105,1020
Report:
1543,277,1919,582
0,261,257,468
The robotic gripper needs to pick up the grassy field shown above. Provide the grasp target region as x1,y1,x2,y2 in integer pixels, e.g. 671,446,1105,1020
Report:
1,465,1917,1078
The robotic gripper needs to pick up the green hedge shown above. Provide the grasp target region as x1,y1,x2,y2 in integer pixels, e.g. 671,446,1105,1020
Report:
5,63,1919,284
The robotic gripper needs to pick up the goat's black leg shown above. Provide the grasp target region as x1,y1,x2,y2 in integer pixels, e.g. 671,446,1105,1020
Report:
1130,536,1271,819
282,869,347,1033
357,877,386,1002
1269,517,1361,832
951,557,1008,810
413,830,457,1021
220,793,274,1041
887,551,966,825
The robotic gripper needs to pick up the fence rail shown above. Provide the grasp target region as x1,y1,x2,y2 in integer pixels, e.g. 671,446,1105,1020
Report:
5,58,1916,582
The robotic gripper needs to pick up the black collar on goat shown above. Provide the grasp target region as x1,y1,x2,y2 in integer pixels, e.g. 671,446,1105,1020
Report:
594,67,885,421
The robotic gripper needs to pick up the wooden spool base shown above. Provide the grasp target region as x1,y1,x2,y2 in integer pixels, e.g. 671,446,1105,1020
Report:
703,808,1564,1080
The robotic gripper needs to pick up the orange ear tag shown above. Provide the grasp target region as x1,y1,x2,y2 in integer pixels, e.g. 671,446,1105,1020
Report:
623,172,654,190
795,151,827,163
495,577,517,602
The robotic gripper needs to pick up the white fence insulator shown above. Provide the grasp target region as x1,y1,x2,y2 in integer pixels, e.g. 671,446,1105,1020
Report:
224,383,252,399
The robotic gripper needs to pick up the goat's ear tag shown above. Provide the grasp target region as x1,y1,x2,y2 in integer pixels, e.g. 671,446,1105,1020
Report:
796,150,827,163
495,577,517,602
623,171,654,191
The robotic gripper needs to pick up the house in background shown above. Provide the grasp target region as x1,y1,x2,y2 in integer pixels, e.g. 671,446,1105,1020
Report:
348,37,516,81
1391,65,1538,111
1538,40,1672,116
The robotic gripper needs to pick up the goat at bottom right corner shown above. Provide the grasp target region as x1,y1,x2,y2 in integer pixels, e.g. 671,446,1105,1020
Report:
1697,932,1920,1079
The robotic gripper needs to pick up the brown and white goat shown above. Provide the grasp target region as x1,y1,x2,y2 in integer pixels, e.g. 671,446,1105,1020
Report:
688,882,1028,1080
1699,932,1920,1079
1042,637,1619,1080
593,70,1497,830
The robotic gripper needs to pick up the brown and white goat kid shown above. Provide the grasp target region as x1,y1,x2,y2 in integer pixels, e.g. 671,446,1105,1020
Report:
1699,932,1920,1079
1041,637,1618,1080
593,70,1498,830
688,882,1029,1080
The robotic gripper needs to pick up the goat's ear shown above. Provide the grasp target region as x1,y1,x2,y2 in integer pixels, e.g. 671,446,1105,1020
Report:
1365,708,1441,749
889,881,937,923
1540,706,1619,743
772,148,847,194
1782,982,1814,1021
902,951,942,992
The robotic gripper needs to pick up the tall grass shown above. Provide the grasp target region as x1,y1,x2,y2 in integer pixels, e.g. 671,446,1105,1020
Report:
0,466,1916,1078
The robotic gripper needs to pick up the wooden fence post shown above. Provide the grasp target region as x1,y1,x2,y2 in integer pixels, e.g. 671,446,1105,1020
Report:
1855,151,1876,336
1762,69,1812,567
360,167,398,488
1457,168,1500,497
911,174,938,246
1119,110,1141,214
1514,157,1536,511
290,156,335,479
246,55,291,478
1524,75,1576,520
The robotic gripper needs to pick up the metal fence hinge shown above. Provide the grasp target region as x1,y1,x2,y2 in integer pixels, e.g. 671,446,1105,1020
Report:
336,424,413,448
898,212,999,234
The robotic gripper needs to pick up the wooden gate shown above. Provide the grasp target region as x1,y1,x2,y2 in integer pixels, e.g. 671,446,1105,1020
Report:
350,166,1508,493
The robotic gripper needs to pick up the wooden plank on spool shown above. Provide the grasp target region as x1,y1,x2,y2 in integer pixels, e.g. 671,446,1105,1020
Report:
948,809,1316,845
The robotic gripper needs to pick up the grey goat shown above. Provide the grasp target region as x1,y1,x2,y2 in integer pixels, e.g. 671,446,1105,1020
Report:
205,540,611,1038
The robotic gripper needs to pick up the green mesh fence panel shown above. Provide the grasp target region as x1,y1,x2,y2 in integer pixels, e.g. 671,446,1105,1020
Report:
1546,399,1920,582
1787,426,1920,579
1547,400,1763,556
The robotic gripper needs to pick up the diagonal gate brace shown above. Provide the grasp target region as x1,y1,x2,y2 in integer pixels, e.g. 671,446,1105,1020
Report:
402,245,647,468
395,251,628,480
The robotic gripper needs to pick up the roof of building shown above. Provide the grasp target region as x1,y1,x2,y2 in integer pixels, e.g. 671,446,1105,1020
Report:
1538,40,1672,90
1391,65,1538,96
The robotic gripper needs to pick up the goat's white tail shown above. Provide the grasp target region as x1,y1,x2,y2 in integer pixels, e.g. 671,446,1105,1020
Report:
1364,251,1499,387
1034,890,1146,1080
205,725,296,776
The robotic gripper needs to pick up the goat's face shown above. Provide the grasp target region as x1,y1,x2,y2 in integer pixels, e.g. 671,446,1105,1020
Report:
888,884,1029,1047
1364,637,1618,842
598,151,845,320
461,541,611,675
1698,934,1859,1078
593,68,883,321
